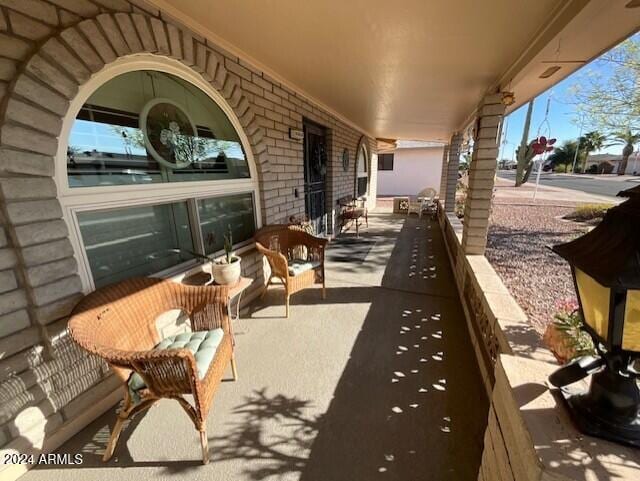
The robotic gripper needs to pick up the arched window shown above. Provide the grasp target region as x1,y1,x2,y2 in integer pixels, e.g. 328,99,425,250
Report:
58,58,260,290
356,138,369,198
67,70,250,187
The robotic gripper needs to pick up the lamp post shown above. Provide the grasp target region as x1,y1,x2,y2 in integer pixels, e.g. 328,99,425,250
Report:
549,184,640,447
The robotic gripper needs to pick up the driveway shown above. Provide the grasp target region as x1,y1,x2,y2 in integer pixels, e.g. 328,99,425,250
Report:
497,171,639,200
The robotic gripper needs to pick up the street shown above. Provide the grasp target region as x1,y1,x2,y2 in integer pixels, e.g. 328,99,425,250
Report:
496,171,640,200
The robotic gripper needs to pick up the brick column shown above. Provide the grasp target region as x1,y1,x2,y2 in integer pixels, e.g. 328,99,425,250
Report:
438,144,449,203
444,132,463,212
461,94,505,255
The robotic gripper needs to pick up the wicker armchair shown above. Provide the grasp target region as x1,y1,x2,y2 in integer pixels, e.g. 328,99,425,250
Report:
255,225,328,317
67,277,235,464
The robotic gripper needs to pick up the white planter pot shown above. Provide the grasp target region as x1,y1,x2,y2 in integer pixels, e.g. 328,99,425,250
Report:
212,256,241,285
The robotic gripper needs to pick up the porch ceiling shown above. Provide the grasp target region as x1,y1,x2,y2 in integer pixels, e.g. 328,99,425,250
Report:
150,0,639,141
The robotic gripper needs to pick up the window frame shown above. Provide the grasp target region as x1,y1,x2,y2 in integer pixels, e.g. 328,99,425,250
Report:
57,56,262,292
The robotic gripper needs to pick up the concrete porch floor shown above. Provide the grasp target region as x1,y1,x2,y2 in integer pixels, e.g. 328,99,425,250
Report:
22,212,488,481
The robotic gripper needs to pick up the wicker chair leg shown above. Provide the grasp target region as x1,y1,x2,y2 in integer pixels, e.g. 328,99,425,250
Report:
103,414,127,461
174,397,208,463
103,389,132,462
103,394,158,461
285,294,290,318
200,429,209,464
261,275,272,299
231,355,238,381
322,272,326,300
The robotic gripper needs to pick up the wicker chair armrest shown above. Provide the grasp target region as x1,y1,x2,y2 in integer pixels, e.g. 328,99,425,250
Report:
130,348,199,396
354,198,366,208
339,204,355,215
302,233,328,249
256,242,289,278
303,235,327,263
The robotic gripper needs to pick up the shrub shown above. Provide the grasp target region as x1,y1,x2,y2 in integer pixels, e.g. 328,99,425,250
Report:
553,308,595,357
563,203,613,222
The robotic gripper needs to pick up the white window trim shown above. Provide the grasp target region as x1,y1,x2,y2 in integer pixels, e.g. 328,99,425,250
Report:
56,55,262,292
355,138,369,198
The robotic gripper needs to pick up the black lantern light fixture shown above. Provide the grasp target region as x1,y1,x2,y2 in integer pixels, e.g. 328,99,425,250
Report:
549,185,640,447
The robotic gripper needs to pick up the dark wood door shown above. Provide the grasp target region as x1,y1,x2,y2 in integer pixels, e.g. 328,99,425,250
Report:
303,120,328,234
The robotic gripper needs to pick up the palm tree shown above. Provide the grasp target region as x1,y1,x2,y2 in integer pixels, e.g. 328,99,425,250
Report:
607,129,640,175
578,131,607,173
547,140,579,172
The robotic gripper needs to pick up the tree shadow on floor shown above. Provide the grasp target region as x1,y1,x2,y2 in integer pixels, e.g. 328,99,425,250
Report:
210,388,321,480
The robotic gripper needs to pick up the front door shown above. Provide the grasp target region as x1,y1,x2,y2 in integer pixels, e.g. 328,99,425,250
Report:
303,120,328,234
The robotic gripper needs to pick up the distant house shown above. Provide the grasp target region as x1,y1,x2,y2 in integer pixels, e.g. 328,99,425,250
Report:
585,153,640,175
499,158,517,170
376,140,445,196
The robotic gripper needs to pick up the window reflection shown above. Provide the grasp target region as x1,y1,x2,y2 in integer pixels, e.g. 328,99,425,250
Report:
198,194,256,255
68,70,249,187
77,202,195,288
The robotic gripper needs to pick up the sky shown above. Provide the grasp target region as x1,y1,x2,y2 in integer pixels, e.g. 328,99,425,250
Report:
498,31,640,162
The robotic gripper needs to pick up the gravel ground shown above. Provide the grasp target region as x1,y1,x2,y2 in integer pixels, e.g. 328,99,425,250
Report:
486,201,588,334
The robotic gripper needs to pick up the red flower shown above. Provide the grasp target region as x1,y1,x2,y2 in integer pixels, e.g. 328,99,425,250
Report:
555,298,579,313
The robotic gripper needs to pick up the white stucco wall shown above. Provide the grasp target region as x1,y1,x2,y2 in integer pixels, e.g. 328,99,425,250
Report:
377,147,444,196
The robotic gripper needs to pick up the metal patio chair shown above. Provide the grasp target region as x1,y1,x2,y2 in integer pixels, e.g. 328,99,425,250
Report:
407,187,437,218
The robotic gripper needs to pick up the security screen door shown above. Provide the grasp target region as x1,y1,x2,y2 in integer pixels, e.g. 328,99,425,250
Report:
303,120,328,234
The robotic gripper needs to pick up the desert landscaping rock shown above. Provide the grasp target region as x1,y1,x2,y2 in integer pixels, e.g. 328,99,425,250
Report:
486,200,587,334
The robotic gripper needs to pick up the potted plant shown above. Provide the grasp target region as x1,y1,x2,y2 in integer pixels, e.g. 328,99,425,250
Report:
211,225,241,285
543,299,595,364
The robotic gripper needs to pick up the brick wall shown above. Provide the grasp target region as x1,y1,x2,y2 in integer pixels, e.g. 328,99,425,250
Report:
0,0,376,471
